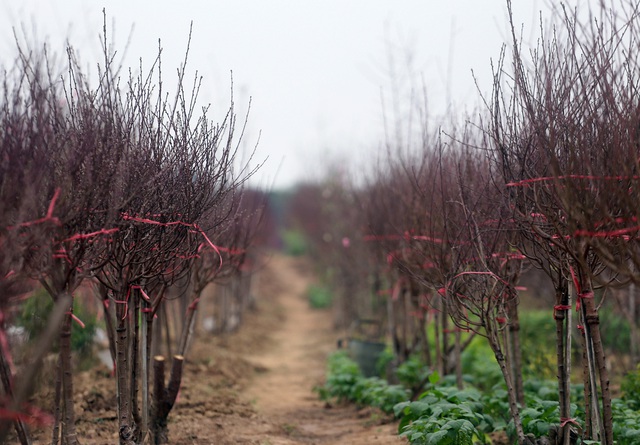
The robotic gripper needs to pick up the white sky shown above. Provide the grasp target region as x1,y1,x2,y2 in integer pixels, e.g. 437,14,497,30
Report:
0,1,555,189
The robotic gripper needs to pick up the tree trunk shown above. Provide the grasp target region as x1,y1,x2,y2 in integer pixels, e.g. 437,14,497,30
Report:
630,283,639,365
130,297,141,440
151,355,184,444
163,305,173,358
581,290,613,445
579,325,593,440
563,298,573,445
178,298,199,357
0,334,30,444
506,299,524,406
59,310,80,445
454,329,463,389
152,308,163,359
434,298,442,376
141,306,153,443
554,279,573,445
581,302,602,442
401,290,409,361
50,358,61,445
419,311,431,367
151,356,167,445
487,332,529,445
100,286,117,368
115,297,135,445
441,301,450,376
387,282,398,366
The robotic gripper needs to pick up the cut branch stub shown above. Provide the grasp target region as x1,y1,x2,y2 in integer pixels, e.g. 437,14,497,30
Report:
151,355,185,445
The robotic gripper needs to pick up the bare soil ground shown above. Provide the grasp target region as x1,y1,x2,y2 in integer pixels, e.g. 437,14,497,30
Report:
26,254,406,444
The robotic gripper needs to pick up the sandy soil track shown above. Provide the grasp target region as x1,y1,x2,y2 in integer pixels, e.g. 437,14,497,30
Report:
234,255,405,445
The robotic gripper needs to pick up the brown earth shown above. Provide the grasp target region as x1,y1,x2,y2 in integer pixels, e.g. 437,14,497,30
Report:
25,254,406,444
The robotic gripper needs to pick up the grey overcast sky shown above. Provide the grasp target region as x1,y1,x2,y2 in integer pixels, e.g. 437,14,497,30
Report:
0,1,554,189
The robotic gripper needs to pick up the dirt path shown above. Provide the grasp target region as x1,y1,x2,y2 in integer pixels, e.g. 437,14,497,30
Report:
233,254,405,445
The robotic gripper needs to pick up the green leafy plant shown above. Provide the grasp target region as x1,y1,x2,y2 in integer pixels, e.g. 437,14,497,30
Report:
70,297,99,365
518,308,630,380
480,386,510,432
400,418,477,445
460,336,502,391
16,288,98,363
352,377,410,413
395,356,435,391
391,355,444,400
501,379,586,443
517,311,560,380
395,386,491,445
281,229,308,256
307,284,333,309
611,398,640,445
507,400,561,439
375,347,394,377
316,352,409,413
621,364,640,409
317,349,640,444
598,305,631,354
316,351,361,402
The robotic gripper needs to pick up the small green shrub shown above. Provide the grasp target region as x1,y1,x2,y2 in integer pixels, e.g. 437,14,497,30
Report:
16,288,98,363
395,355,440,396
460,336,502,391
281,229,308,256
518,311,559,380
622,364,640,409
316,352,409,414
352,377,410,413
317,349,640,445
316,351,362,402
480,386,510,431
70,298,98,358
612,398,640,445
396,356,428,387
16,288,52,341
523,379,559,402
599,305,631,354
519,307,631,378
375,347,394,377
307,284,332,309
395,386,491,445
506,399,561,439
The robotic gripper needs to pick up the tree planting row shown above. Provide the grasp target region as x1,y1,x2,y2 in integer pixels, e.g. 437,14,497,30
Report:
0,27,261,445
291,2,640,444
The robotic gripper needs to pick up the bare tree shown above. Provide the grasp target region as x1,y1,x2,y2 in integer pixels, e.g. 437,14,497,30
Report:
484,1,640,442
